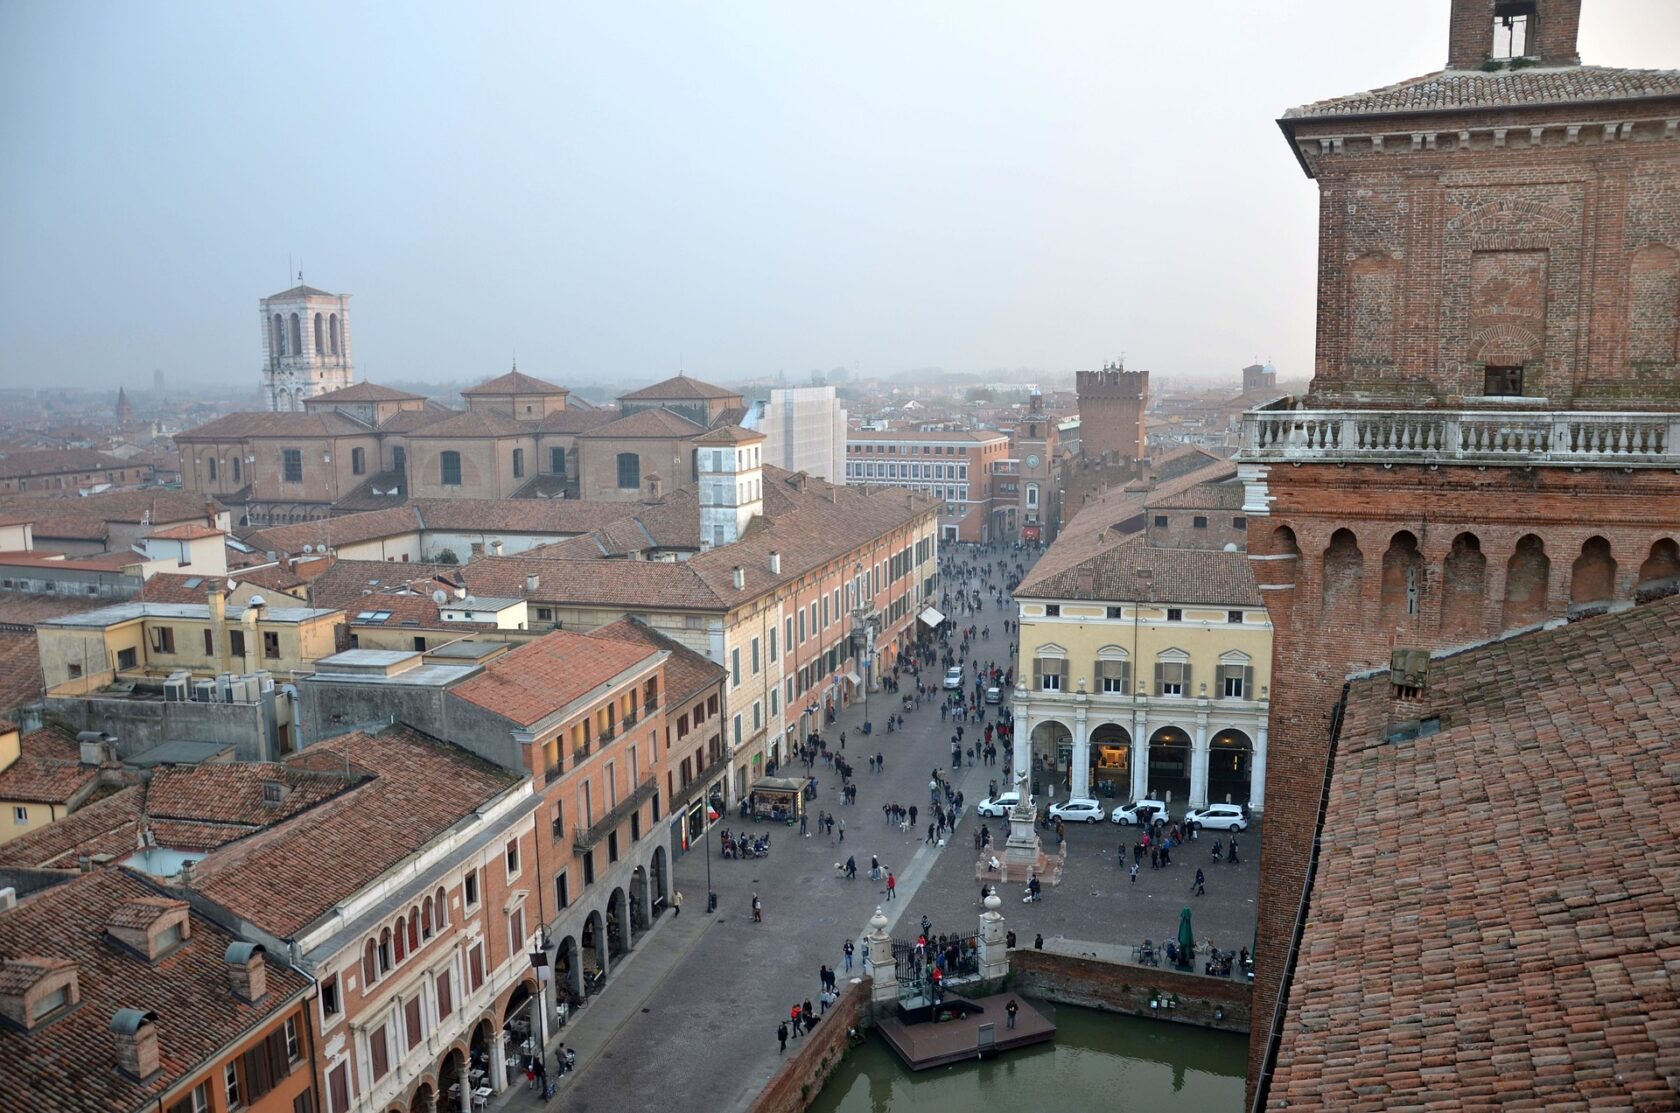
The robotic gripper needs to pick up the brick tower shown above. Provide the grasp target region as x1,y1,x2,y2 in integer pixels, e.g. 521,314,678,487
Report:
1075,360,1147,464
1241,0,1680,1098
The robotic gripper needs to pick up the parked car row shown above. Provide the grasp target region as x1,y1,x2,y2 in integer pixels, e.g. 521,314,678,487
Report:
976,793,1251,832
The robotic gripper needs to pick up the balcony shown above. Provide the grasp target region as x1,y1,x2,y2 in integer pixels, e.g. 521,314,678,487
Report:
672,751,730,809
574,777,658,851
1238,398,1680,468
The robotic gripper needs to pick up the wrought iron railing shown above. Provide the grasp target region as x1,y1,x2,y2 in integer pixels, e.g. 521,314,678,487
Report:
573,777,657,850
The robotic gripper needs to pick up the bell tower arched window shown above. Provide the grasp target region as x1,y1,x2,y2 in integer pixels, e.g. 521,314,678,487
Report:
313,313,325,356
289,313,302,355
329,313,341,356
271,314,285,358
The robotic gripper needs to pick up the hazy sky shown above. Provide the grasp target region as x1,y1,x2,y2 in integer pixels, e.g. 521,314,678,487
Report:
2,1,1676,394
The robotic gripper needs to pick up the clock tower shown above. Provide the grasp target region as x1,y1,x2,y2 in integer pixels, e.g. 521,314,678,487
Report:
1015,389,1058,543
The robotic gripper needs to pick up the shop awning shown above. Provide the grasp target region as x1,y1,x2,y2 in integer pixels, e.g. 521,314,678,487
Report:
845,670,863,688
919,606,945,628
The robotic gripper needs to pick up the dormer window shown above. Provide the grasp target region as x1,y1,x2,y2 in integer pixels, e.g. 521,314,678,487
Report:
106,898,192,961
1492,3,1536,59
0,956,80,1030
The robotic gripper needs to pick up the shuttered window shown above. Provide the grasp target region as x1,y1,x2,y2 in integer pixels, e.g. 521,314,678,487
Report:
1033,657,1065,692
1097,659,1130,694
404,996,423,1049
328,1064,350,1113
369,1025,389,1080
239,1028,291,1101
436,970,453,1020
1217,664,1254,699
1155,661,1189,696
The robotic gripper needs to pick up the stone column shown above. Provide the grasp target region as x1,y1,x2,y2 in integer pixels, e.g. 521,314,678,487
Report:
863,908,898,1009
1189,715,1210,810
1070,690,1091,800
977,890,1008,981
458,1073,472,1113
1010,693,1029,785
1250,720,1268,812
1130,705,1150,802
489,1031,508,1092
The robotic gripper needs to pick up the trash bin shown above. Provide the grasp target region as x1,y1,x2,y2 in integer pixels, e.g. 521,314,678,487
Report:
707,891,718,913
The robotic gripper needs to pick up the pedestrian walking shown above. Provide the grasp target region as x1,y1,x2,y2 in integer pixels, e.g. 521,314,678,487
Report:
752,893,763,923
886,871,897,900
838,818,846,844
789,1004,803,1037
1130,862,1140,883
843,939,854,971
800,813,808,836
1006,998,1019,1030
673,890,684,917
1194,868,1206,896
1034,932,1044,950
777,1022,788,1052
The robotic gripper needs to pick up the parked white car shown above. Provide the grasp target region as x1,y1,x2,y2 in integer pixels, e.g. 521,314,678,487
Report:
1048,797,1105,824
1110,798,1172,826
1183,803,1249,831
944,666,965,690
976,791,1034,818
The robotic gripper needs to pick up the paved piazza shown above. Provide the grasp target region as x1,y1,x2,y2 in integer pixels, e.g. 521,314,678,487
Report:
549,548,1258,1112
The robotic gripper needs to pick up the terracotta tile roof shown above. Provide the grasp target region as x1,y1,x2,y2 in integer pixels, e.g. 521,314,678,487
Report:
619,374,740,402
537,409,615,434
329,471,411,514
231,564,308,594
0,489,217,542
135,574,222,604
403,409,532,438
1142,475,1246,511
693,424,765,445
175,410,371,439
412,498,631,535
510,474,570,499
1017,532,1259,607
191,726,519,936
1284,64,1680,120
0,787,144,869
306,381,424,403
264,282,335,299
143,762,361,827
577,407,705,439
146,523,222,541
0,869,313,1113
0,448,133,480
450,629,662,726
463,556,725,610
1266,595,1680,1110
588,617,725,705
461,369,569,396
0,728,99,805
242,505,421,555
374,406,457,433
303,560,460,610
0,631,44,717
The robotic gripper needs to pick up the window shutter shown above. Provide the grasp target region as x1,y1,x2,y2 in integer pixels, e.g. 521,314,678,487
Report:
1243,666,1254,699
1154,662,1165,691
1122,661,1131,693
1033,660,1043,689
1182,664,1192,693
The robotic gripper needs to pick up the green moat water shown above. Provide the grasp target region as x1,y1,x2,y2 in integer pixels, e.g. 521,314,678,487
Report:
807,1005,1247,1113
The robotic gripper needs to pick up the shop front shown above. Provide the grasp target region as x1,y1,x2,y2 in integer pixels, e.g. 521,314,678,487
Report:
1088,723,1132,798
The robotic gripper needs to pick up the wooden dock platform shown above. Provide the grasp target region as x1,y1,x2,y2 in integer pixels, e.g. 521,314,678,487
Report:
877,992,1055,1070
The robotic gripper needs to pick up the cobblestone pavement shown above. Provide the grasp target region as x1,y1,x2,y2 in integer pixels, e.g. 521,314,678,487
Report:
539,547,1256,1112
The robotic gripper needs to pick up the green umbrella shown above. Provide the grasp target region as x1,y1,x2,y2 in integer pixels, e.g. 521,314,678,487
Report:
1177,907,1195,968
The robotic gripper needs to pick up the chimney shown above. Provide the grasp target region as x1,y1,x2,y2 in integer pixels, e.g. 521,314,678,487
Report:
732,566,745,590
224,942,268,1003
179,860,195,888
768,551,781,575
525,573,540,594
0,887,14,911
204,503,218,527
490,539,504,557
207,581,231,672
111,1009,161,1080
647,474,664,499
77,732,114,766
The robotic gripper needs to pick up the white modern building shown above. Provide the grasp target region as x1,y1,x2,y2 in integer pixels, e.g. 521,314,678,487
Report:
744,386,847,483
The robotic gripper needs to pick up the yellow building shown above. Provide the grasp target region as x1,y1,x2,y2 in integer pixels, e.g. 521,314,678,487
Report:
1013,530,1272,813
0,721,106,844
35,594,344,694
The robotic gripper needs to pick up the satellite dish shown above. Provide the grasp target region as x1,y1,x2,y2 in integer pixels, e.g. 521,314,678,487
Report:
431,589,448,605
303,544,314,553
464,595,476,606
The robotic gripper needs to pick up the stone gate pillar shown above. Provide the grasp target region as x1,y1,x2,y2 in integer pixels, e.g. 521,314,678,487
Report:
864,908,898,1009
978,889,1008,981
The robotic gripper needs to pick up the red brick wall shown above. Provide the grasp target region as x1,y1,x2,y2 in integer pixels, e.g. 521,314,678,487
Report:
1008,949,1251,1034
1244,464,1680,1091
748,978,872,1113
1076,369,1148,463
1292,115,1680,409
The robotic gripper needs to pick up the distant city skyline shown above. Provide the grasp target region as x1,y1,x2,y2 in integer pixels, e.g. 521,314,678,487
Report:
2,1,1675,392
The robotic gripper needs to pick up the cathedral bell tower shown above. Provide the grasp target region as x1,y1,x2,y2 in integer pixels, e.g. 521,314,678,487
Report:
260,276,354,412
